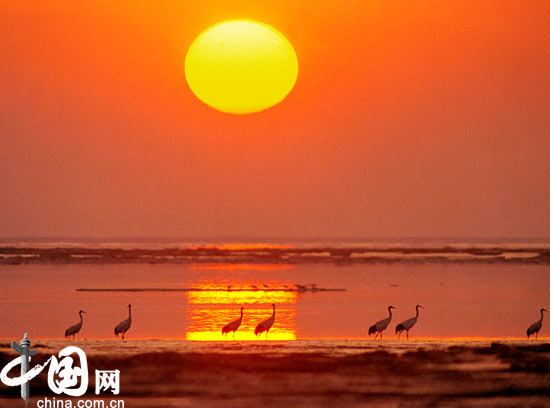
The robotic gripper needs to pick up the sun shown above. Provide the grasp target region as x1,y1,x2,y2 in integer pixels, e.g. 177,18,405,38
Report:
185,20,298,114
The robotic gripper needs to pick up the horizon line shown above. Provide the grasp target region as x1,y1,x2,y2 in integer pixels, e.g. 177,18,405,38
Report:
2,236,550,243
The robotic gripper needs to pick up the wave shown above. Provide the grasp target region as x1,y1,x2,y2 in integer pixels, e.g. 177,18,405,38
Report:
1,340,549,407
1,240,550,265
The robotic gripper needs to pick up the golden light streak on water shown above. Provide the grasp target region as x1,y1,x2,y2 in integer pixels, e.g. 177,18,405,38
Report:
187,243,295,250
189,263,295,271
186,331,296,341
185,284,297,341
187,289,298,305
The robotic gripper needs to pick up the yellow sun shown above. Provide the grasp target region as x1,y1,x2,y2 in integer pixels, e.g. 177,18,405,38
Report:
185,20,298,114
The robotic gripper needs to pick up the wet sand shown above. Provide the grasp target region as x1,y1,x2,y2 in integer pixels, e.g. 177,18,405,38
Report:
1,340,549,407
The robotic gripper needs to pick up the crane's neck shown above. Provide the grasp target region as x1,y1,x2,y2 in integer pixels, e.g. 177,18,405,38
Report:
128,307,132,318
79,312,83,321
541,310,545,321
272,305,276,317
415,306,420,317
240,308,243,318
388,307,393,317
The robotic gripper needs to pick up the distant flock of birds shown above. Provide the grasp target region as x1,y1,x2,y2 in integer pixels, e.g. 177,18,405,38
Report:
64,303,547,341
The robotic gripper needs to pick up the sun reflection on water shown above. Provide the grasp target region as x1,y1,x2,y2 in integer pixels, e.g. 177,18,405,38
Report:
190,263,295,271
185,284,297,341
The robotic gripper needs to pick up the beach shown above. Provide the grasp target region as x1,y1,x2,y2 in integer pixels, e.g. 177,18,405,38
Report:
1,340,549,408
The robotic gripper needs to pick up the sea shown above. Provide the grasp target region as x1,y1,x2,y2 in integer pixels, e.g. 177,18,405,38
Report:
1,238,549,407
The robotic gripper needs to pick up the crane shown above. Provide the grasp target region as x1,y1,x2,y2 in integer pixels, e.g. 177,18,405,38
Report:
222,307,244,339
65,310,85,340
395,305,423,340
255,304,275,338
368,305,396,340
527,308,547,339
114,304,132,340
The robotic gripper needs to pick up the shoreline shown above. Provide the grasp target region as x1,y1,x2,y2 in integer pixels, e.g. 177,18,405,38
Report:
1,340,549,407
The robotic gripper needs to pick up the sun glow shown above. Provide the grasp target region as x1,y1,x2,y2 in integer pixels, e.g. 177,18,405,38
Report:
189,263,295,271
185,20,298,114
185,284,297,341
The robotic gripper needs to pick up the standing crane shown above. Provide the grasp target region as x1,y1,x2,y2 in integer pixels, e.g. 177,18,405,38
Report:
368,305,396,340
527,308,547,339
395,305,424,340
65,310,86,340
114,304,132,340
255,304,275,338
222,307,244,339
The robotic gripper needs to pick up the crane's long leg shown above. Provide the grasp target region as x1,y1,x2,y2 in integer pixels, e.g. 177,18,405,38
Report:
380,332,383,340
233,331,235,340
406,331,409,340
397,331,401,340
266,330,269,339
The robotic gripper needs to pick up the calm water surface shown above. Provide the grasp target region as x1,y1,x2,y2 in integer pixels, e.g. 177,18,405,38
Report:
1,262,548,340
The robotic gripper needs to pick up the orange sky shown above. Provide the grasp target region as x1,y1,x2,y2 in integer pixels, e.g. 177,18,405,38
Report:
1,1,549,238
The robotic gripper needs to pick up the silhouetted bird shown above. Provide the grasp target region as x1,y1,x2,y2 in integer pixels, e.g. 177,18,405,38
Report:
222,307,244,339
114,304,132,340
527,308,547,339
255,304,275,338
65,310,85,340
395,305,423,340
368,306,396,340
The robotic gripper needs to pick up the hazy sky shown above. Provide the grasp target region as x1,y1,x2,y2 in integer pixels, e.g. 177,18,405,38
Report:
1,1,549,239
